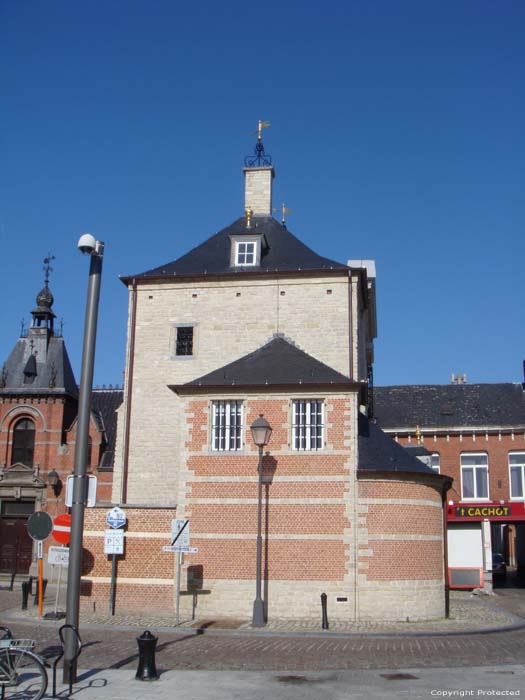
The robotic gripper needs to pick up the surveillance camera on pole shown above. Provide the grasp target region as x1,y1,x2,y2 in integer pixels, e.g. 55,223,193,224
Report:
77,233,104,257
64,233,104,685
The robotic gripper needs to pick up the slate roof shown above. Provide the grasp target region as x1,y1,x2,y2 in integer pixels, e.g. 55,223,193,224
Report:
1,336,78,397
374,383,525,430
358,413,448,479
122,216,349,281
171,335,355,391
91,388,123,470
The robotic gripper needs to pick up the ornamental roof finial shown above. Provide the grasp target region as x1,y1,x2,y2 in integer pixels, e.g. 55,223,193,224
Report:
245,120,272,167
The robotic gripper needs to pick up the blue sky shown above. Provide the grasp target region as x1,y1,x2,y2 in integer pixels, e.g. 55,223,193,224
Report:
1,0,524,388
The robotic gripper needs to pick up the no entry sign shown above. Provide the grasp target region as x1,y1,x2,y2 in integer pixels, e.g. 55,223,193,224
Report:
52,514,71,545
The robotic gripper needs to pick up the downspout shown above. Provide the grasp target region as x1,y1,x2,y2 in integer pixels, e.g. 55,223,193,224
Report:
348,271,354,379
120,278,137,504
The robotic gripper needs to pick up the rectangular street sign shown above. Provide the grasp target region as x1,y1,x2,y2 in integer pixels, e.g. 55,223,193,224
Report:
162,545,198,553
104,529,125,555
65,474,98,508
171,519,190,547
48,546,69,567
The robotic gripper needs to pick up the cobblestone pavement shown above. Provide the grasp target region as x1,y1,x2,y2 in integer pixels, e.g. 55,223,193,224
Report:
2,582,525,671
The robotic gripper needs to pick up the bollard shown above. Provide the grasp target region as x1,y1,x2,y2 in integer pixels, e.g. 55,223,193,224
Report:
135,630,159,681
33,578,48,606
21,580,31,610
321,592,329,630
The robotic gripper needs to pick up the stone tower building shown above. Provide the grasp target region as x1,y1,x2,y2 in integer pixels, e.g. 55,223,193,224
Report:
83,135,450,621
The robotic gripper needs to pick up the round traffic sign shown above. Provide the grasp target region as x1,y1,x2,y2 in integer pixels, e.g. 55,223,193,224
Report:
27,512,53,541
52,513,71,544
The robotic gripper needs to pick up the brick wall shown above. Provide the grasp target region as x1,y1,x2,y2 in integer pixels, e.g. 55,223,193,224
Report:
94,390,447,621
356,475,446,620
394,432,525,501
81,506,177,613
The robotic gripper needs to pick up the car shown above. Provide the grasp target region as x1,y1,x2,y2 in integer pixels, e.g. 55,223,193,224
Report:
492,553,507,580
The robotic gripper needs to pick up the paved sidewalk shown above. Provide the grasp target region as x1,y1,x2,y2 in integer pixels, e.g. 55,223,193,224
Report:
51,665,525,699
1,582,524,636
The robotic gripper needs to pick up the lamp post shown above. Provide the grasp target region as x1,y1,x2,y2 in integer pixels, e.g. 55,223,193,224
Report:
64,234,104,683
250,414,272,627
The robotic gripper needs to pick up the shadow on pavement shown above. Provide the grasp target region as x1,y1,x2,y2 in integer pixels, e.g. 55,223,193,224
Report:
108,631,203,670
57,675,108,697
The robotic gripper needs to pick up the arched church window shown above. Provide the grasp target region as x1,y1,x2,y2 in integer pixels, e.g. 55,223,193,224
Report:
11,418,35,466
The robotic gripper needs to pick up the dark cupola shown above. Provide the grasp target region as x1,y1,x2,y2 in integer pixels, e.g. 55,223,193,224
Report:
0,255,78,397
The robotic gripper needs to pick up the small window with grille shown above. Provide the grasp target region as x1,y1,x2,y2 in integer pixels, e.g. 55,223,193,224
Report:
292,399,324,451
176,326,194,356
212,400,243,451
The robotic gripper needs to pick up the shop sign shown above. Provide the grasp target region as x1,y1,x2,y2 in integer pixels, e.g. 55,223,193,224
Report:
454,505,511,518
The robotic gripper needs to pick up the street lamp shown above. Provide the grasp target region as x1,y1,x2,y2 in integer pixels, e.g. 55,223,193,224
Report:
64,234,104,683
250,414,272,627
47,469,62,497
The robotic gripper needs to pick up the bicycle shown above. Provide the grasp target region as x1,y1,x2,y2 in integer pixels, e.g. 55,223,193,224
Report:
0,626,48,700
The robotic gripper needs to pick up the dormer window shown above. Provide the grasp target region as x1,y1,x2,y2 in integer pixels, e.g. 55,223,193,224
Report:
229,233,267,268
236,241,256,266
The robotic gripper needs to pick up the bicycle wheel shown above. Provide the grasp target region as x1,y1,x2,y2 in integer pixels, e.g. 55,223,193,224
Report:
0,649,47,700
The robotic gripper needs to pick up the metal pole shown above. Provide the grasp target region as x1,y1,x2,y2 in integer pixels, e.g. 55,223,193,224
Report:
252,445,265,626
109,554,117,616
54,562,62,616
176,551,182,625
64,248,103,683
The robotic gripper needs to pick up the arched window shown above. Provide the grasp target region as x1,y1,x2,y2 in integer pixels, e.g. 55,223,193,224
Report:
11,418,35,466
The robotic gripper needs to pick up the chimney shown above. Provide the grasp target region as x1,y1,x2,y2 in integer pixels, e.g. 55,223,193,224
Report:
244,166,274,216
450,373,467,385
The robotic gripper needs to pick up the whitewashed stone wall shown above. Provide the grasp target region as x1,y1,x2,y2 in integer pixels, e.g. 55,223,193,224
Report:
113,273,355,505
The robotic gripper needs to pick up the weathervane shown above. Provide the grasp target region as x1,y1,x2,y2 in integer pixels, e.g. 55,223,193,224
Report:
274,203,291,226
244,120,273,167
43,254,55,286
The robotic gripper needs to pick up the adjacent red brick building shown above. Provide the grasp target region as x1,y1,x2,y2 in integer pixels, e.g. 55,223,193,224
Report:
0,274,120,578
375,381,525,584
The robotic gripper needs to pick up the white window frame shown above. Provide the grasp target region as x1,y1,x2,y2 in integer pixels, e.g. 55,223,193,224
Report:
430,453,440,473
211,400,243,452
292,399,324,451
509,452,525,500
460,452,489,501
235,241,257,266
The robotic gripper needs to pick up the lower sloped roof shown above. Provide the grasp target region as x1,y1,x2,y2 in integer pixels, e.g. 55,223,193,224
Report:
358,413,449,481
171,335,357,392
